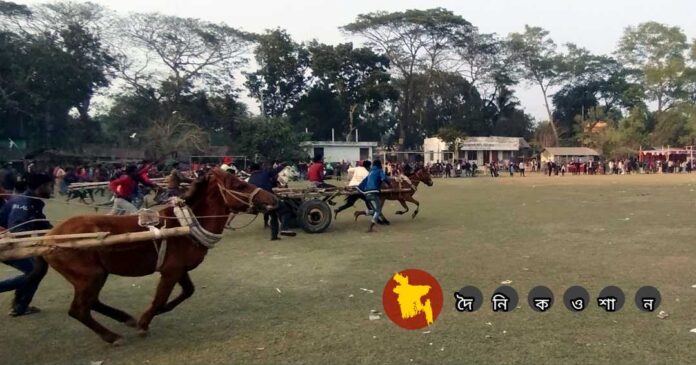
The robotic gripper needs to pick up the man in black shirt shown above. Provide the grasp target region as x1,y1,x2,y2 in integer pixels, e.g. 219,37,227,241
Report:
248,163,296,240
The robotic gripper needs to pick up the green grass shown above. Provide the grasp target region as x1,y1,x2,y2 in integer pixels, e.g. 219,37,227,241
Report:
3,173,696,364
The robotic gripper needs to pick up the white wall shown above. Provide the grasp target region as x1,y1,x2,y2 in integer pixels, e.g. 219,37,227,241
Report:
305,146,372,163
423,137,449,163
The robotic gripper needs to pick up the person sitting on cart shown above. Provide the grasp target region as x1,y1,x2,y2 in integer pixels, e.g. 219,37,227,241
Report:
307,154,335,189
0,173,52,317
248,163,296,240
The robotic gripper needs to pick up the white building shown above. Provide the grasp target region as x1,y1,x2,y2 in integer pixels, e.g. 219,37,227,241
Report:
300,141,378,163
540,147,600,163
423,136,530,166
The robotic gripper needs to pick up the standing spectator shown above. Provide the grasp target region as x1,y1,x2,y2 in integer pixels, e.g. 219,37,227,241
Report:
298,161,308,180
519,161,525,177
52,165,66,196
508,162,514,177
444,162,452,178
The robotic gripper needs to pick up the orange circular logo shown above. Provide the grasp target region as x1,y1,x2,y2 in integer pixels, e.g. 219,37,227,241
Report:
382,269,443,330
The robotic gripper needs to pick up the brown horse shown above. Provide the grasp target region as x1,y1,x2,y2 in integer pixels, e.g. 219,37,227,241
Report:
354,167,434,220
31,168,277,345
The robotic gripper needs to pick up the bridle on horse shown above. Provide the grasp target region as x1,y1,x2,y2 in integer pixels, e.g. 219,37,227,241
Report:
217,184,262,213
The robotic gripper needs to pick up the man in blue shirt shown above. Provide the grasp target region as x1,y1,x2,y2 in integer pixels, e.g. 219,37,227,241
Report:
357,159,390,232
0,173,52,316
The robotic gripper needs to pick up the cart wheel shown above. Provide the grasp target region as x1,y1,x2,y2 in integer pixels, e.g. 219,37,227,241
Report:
298,199,332,234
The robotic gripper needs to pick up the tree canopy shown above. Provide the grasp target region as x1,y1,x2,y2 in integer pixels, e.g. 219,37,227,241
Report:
1,2,695,160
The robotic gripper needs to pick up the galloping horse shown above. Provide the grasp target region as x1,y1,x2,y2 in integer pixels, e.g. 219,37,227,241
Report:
380,167,434,218
30,168,277,345
352,167,434,220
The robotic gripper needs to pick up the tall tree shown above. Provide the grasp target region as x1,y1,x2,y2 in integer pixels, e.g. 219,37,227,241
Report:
0,1,114,149
309,42,397,141
342,8,475,148
553,46,643,137
507,25,567,145
235,116,308,161
245,28,309,117
616,22,690,112
117,13,250,112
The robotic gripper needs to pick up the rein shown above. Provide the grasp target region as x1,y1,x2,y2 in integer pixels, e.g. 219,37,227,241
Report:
217,184,261,213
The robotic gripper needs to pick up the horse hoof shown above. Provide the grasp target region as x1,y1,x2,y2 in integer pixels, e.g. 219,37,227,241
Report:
137,329,149,337
124,318,137,328
111,337,126,347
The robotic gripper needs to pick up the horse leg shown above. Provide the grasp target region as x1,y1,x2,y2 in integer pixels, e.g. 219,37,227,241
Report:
157,272,195,314
136,271,180,336
353,211,367,221
395,199,409,215
404,196,420,219
68,273,124,345
92,299,137,328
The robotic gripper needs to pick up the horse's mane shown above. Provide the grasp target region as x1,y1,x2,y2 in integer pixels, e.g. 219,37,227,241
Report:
408,167,424,176
182,169,250,206
182,175,209,206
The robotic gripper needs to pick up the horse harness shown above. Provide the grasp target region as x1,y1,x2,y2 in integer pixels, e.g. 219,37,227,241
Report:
137,202,225,272
138,181,261,271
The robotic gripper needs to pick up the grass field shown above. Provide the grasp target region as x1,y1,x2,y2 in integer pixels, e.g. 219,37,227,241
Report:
2,173,696,364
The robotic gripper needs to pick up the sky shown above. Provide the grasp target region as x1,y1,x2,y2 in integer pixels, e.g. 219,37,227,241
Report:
18,0,696,121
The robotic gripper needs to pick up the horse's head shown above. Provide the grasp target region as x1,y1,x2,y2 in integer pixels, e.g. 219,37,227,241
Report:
412,168,434,187
185,168,278,214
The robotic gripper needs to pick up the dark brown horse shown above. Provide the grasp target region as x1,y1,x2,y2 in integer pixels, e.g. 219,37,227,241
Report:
32,168,277,345
354,167,434,220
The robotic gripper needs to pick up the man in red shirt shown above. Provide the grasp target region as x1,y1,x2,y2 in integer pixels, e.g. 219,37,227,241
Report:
109,165,159,215
307,155,335,188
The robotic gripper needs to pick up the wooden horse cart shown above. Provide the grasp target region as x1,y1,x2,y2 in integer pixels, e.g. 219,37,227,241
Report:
271,186,414,234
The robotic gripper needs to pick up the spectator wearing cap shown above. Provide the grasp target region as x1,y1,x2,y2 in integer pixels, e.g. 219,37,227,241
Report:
0,173,52,316
248,163,296,240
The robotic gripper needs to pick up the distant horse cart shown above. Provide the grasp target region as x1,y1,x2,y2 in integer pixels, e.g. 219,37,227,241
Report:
273,167,434,233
